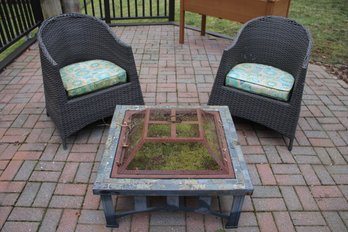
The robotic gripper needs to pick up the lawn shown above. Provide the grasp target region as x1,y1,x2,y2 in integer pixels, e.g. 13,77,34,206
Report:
290,0,348,66
175,0,348,67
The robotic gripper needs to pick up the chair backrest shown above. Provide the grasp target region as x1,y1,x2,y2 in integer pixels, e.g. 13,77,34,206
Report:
236,16,312,76
38,13,113,67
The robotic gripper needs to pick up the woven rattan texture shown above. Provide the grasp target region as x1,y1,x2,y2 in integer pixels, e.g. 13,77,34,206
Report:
37,13,144,148
208,16,312,151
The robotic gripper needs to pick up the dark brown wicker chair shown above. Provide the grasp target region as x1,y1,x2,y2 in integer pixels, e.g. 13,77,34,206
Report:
208,16,312,151
38,13,144,149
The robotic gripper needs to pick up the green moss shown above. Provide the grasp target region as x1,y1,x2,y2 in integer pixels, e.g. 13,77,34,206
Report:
125,111,223,171
176,124,199,137
127,142,219,171
148,124,171,137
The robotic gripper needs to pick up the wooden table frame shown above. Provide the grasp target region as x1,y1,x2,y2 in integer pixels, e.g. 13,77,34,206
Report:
179,0,291,44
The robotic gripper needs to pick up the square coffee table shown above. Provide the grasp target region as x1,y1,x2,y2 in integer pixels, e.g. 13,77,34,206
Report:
93,105,253,229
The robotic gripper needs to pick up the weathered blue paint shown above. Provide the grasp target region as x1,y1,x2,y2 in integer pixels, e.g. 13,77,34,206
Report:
93,105,253,228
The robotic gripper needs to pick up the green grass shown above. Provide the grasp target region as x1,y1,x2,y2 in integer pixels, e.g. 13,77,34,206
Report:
289,0,348,65
174,0,348,66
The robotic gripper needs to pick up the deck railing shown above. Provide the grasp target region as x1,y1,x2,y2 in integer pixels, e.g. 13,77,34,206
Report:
81,0,175,24
0,0,175,70
0,0,43,53
0,0,43,70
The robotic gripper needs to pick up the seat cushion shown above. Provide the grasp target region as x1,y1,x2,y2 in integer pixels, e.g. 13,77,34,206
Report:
60,59,127,97
225,63,295,101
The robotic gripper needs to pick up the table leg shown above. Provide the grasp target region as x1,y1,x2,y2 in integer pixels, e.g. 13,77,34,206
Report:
101,194,118,228
179,0,185,44
167,196,179,208
135,196,147,211
225,195,245,229
201,15,206,36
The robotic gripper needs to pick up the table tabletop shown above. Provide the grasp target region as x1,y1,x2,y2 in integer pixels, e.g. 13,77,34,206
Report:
93,105,253,196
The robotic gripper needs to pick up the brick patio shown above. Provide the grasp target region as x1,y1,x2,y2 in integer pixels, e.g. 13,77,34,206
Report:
0,25,348,232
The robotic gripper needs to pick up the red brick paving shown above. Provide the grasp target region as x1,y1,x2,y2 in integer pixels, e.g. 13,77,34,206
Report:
257,164,277,185
0,25,348,231
130,213,150,232
56,209,80,232
257,212,278,232
274,212,296,232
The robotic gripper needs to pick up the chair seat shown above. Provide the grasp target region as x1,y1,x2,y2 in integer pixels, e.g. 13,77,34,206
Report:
225,63,294,101
60,59,127,97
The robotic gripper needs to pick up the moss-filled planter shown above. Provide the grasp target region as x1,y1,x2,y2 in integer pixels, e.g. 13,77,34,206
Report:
128,142,219,170
113,108,233,178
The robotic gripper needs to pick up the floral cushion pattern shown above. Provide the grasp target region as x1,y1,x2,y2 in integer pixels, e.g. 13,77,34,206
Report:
225,63,295,101
60,59,127,97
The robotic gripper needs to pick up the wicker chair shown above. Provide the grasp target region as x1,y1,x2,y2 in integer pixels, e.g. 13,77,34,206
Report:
38,13,144,149
208,16,312,151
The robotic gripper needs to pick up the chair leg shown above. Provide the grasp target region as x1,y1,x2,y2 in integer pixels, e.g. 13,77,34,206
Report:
62,138,67,150
288,137,294,151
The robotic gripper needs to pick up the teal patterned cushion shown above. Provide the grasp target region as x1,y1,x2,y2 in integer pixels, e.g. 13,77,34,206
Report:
60,59,127,97
225,63,294,101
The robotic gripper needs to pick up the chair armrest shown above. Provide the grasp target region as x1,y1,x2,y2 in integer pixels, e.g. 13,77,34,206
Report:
214,41,244,86
101,33,139,83
40,50,68,105
289,32,312,105
81,22,139,83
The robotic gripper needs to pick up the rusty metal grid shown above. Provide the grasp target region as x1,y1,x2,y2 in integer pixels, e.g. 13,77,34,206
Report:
111,108,235,179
